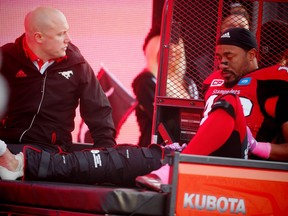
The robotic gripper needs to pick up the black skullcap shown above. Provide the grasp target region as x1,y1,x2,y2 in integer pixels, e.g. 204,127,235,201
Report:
217,27,258,51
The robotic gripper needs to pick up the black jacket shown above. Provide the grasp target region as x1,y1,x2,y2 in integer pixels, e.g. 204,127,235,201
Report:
0,34,116,150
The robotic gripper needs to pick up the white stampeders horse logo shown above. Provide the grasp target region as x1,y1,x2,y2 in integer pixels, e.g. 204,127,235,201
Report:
59,70,73,79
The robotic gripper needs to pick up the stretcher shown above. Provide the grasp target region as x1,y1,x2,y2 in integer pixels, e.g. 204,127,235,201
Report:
0,180,166,215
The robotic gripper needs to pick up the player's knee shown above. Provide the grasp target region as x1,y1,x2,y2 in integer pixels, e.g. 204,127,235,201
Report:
211,94,237,119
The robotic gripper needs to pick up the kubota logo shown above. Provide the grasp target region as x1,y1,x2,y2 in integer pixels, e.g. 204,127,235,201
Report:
183,193,246,214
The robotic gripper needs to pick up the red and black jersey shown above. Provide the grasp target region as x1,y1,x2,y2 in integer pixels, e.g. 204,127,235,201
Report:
203,65,288,142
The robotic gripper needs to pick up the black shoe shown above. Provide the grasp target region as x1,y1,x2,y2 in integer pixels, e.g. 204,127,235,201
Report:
135,174,162,192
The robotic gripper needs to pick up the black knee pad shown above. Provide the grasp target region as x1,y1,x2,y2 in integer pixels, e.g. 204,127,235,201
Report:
211,94,236,119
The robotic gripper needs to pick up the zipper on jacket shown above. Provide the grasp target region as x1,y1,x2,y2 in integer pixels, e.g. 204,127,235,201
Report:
19,72,48,142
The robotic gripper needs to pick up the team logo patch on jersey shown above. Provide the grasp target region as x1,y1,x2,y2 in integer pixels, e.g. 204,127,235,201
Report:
211,79,224,87
58,70,73,79
238,77,251,86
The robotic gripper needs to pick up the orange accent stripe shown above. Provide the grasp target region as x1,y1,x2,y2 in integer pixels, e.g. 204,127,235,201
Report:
179,163,288,182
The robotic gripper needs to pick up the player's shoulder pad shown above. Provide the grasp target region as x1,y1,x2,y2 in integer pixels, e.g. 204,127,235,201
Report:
252,65,288,81
211,98,236,119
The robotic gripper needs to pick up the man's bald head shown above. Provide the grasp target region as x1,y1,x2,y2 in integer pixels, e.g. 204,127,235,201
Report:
23,7,70,61
24,7,68,38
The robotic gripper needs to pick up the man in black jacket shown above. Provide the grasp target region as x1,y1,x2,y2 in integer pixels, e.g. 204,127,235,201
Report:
0,6,116,152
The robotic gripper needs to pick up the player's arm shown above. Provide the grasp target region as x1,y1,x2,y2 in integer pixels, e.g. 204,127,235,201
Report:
269,122,288,162
269,91,288,161
249,95,288,162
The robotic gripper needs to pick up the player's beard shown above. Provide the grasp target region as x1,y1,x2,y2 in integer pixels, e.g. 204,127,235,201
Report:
224,78,239,88
222,69,240,88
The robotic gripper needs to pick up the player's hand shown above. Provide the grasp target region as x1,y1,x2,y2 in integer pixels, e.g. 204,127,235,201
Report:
246,126,271,159
164,142,187,152
246,126,257,153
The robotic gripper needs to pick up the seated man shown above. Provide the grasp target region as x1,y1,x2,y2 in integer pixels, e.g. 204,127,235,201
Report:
136,27,288,191
0,6,116,153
